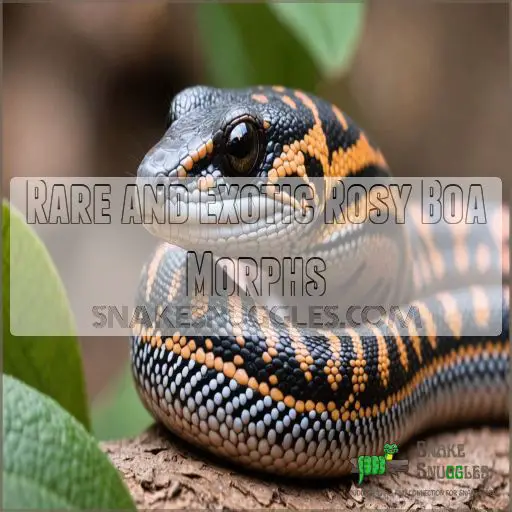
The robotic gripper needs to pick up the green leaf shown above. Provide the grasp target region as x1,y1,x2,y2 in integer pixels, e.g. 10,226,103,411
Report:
2,201,90,429
92,362,153,441
268,2,366,77
3,374,136,510
197,3,319,90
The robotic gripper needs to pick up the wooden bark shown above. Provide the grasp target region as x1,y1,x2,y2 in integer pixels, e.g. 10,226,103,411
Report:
102,425,509,510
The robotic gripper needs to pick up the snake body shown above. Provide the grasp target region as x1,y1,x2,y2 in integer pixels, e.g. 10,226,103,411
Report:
131,86,509,477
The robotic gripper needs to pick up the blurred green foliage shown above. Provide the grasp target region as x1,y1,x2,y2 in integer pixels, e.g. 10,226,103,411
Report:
92,2,366,441
3,202,134,509
197,3,319,90
269,3,365,78
198,2,365,89
3,201,90,429
92,363,153,441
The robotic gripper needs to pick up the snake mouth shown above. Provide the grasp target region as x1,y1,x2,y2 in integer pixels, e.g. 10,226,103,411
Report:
136,174,324,253
141,188,319,252
147,200,308,246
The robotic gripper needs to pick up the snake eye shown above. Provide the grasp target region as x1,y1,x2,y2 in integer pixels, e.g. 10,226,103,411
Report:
225,121,261,175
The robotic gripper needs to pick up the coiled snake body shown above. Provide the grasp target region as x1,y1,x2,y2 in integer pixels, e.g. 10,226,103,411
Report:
132,86,509,477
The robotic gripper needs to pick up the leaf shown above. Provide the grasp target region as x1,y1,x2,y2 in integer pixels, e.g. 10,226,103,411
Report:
2,374,136,510
268,2,366,77
2,201,90,429
196,3,319,90
92,362,153,441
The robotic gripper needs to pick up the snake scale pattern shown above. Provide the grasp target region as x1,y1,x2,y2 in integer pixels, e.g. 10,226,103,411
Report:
131,86,509,477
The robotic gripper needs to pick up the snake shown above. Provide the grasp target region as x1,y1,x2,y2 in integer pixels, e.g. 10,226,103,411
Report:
131,85,509,478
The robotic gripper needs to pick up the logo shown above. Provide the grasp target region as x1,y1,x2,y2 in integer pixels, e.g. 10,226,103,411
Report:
351,443,409,483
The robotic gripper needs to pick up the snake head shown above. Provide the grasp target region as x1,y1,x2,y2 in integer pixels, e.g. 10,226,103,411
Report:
139,85,319,180
136,86,322,251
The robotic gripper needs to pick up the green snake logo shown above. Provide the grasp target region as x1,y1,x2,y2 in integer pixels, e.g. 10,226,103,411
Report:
357,443,399,483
